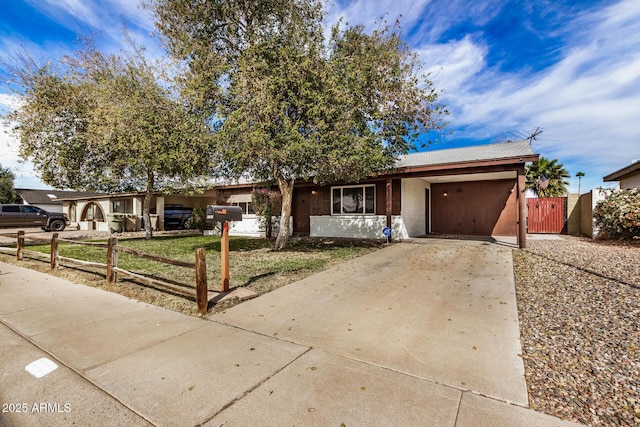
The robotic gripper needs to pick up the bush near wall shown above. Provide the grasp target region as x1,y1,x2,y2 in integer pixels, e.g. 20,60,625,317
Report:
252,189,281,239
593,188,640,239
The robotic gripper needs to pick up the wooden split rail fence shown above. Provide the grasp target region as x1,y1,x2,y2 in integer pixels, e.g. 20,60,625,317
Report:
1,230,209,315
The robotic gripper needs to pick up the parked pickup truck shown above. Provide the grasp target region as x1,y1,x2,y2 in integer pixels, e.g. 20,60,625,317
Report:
0,204,70,231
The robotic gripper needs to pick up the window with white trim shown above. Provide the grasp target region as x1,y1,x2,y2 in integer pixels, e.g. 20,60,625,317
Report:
231,202,254,215
331,185,375,215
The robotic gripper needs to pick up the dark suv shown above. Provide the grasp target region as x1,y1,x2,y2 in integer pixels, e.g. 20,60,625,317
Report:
0,204,70,231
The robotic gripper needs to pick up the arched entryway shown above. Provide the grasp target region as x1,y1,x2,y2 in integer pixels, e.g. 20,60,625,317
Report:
81,202,105,222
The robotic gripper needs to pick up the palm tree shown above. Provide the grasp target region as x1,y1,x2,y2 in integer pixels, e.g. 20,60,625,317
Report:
525,157,570,197
576,171,585,194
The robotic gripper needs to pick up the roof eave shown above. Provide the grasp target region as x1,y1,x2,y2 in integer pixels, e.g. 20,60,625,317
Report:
603,162,640,182
390,154,539,176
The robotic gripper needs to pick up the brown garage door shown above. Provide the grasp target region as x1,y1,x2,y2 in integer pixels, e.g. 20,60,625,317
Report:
431,180,518,236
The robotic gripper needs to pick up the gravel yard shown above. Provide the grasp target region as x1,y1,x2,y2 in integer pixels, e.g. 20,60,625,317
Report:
514,235,640,426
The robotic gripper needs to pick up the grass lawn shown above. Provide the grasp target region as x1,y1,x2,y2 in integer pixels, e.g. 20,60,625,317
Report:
9,234,383,315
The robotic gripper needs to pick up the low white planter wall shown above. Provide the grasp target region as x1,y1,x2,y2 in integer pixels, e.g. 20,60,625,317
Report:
210,215,293,238
310,215,408,240
228,215,263,237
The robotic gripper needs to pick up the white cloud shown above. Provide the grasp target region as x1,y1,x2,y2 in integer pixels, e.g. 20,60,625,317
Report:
18,0,161,58
3,0,638,194
416,0,640,192
416,36,487,93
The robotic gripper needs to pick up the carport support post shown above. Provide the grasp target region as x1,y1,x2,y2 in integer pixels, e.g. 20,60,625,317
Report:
17,230,24,260
221,221,230,292
517,169,527,249
50,233,59,270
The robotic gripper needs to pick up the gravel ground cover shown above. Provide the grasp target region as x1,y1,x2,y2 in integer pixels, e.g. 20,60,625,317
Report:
514,235,639,426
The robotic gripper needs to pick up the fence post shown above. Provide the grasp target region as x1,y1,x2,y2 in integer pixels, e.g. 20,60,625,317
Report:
107,237,118,283
17,230,24,260
195,247,208,316
50,233,59,270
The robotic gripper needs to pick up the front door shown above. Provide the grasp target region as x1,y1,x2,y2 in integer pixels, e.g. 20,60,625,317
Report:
292,188,311,235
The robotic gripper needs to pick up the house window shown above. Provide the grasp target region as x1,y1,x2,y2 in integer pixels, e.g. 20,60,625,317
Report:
232,202,254,215
332,185,375,215
112,201,122,213
69,203,77,222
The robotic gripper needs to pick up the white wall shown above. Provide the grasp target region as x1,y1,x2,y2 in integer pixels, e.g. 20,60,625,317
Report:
32,203,63,213
400,178,430,237
310,215,408,240
228,215,262,237
621,173,640,189
225,215,293,237
590,188,608,238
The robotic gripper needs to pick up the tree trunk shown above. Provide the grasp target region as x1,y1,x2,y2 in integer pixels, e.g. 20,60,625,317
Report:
275,177,294,250
143,172,154,240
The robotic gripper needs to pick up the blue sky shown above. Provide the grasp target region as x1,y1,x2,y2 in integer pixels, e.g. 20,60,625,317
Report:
1,0,639,193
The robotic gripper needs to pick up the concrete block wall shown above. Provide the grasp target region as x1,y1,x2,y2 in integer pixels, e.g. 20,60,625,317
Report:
575,189,607,237
566,193,581,235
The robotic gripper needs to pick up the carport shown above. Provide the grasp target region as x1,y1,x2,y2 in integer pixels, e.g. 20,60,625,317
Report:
392,140,539,248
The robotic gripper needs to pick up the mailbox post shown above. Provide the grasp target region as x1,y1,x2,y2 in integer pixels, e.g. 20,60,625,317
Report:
206,205,243,292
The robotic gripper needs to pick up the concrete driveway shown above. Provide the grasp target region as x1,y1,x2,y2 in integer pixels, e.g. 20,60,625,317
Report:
1,238,582,426
214,239,528,406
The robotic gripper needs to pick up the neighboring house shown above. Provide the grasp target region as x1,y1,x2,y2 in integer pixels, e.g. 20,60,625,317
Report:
603,160,640,189
15,189,104,213
59,189,219,232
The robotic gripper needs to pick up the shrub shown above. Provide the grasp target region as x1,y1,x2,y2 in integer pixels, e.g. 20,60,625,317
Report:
593,188,640,238
252,189,281,239
187,207,213,232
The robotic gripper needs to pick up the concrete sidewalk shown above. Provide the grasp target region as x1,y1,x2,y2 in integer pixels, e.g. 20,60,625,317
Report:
0,245,581,426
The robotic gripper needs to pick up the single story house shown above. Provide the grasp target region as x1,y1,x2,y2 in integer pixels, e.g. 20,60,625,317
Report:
15,189,104,213
288,140,538,248
58,140,538,248
603,160,640,189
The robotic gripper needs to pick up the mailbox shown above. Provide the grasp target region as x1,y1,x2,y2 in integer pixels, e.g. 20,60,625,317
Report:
206,205,243,223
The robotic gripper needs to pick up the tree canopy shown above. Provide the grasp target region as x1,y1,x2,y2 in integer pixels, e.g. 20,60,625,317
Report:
147,0,448,248
525,157,570,197
0,165,20,204
4,43,215,238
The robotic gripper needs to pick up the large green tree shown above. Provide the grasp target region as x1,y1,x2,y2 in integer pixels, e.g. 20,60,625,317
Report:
525,157,570,197
147,0,447,248
5,44,215,238
0,165,20,204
